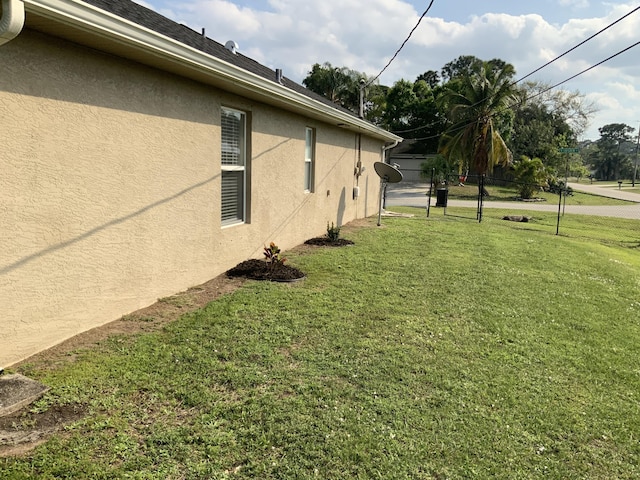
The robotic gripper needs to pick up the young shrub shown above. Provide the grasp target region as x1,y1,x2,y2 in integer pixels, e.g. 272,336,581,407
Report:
513,156,547,199
326,222,341,243
264,242,286,265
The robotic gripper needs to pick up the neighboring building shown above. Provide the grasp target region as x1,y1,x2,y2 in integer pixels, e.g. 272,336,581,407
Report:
0,0,401,367
387,140,438,182
388,154,437,182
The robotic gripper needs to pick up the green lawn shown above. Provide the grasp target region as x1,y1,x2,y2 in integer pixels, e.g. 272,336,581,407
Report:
572,180,640,195
595,184,640,195
2,211,640,479
445,184,633,206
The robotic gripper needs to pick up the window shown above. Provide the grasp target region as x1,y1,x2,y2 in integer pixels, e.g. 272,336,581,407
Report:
304,127,315,192
221,107,247,226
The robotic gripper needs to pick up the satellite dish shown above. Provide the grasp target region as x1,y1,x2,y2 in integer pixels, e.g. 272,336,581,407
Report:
374,162,403,183
373,162,403,226
224,40,239,54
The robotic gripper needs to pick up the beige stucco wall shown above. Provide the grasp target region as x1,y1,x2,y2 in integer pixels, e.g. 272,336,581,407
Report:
0,30,384,367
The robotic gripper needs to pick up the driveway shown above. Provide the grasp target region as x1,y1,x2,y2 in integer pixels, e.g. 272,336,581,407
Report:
384,183,640,220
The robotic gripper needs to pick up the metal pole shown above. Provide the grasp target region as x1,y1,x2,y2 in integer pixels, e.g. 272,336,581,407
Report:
377,180,386,226
358,79,365,119
556,187,562,235
478,174,485,223
562,152,569,216
443,177,447,216
633,121,640,187
476,175,482,221
427,167,434,218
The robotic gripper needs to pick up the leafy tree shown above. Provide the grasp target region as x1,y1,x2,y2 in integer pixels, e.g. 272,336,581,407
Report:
381,79,445,153
441,55,508,82
567,156,590,181
512,156,547,199
441,55,481,82
509,101,568,170
519,81,597,139
303,62,350,104
302,62,379,116
438,61,518,180
416,70,440,88
362,83,389,125
509,82,595,175
419,155,455,184
591,123,635,180
382,79,420,130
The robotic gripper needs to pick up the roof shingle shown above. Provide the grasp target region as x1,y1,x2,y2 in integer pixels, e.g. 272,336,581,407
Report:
79,0,359,118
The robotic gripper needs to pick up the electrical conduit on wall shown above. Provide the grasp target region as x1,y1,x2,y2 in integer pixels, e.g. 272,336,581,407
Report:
0,0,25,46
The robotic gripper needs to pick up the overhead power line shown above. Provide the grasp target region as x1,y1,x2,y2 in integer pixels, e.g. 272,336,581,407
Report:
407,5,640,142
409,36,640,142
442,4,640,122
514,4,640,85
524,39,640,104
391,119,443,134
367,0,436,86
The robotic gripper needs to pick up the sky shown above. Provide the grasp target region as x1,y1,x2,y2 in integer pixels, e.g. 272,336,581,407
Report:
134,0,640,140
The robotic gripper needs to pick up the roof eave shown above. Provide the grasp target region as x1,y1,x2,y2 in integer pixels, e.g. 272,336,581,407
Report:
22,0,402,143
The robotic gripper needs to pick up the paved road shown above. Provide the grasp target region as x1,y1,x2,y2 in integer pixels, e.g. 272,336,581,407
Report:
384,183,640,220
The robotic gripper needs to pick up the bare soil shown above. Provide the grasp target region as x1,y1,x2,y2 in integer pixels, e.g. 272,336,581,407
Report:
0,404,86,457
1,218,370,457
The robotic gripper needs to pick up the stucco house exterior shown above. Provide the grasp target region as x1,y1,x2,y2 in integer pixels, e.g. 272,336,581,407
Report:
0,0,401,367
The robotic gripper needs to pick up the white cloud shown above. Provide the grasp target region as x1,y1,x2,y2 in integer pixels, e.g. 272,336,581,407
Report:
148,0,640,139
559,0,590,8
132,0,153,8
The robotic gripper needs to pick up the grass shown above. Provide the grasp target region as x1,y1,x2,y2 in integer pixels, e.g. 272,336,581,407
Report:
572,179,640,195
445,184,632,206
596,184,640,195
2,210,640,479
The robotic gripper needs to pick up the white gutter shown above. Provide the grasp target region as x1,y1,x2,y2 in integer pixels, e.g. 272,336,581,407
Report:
0,0,25,46
22,0,402,143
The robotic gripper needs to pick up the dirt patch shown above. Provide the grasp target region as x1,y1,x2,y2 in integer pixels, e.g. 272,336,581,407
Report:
0,374,49,418
0,403,86,457
16,274,247,374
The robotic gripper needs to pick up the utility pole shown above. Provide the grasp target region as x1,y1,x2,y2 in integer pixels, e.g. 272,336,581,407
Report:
633,121,640,188
358,79,365,119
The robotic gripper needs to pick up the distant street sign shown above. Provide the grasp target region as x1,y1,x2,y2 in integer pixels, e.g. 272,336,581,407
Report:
559,147,580,153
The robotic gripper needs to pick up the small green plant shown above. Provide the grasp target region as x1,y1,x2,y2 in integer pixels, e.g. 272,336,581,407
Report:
547,177,574,196
326,222,341,242
263,242,286,265
513,156,547,199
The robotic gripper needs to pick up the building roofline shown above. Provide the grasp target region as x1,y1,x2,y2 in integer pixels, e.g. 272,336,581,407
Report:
20,0,402,143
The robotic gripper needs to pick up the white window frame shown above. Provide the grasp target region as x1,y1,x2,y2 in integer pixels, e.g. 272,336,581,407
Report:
304,127,315,192
221,107,247,226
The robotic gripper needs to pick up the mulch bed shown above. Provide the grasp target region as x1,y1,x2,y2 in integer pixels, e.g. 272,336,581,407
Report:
304,237,354,247
226,259,305,282
227,237,354,281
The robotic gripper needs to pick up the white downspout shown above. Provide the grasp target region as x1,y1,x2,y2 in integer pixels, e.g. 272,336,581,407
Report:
381,139,400,164
0,0,25,47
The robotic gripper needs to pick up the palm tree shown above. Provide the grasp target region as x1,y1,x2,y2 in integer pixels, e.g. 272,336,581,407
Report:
438,61,518,180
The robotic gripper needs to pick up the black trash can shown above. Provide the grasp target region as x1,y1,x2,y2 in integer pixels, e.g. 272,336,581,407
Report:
435,188,448,207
